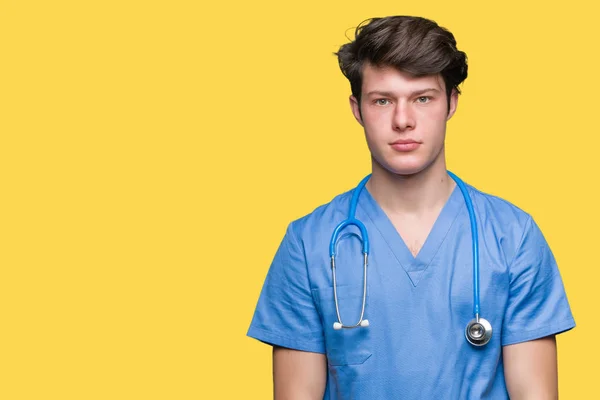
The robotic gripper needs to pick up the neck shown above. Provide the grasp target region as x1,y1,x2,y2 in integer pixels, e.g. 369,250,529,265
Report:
365,157,455,216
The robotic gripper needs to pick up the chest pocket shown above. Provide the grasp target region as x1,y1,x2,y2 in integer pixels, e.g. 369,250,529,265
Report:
312,284,373,366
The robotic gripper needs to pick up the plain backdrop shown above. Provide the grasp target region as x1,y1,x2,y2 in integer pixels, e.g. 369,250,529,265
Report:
0,0,596,398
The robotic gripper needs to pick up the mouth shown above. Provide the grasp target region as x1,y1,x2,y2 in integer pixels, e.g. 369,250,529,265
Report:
390,139,421,152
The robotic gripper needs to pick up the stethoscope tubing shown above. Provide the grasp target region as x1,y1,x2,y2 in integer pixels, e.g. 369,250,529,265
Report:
447,171,480,317
328,172,491,345
329,174,371,257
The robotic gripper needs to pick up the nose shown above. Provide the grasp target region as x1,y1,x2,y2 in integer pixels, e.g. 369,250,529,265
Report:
392,102,415,131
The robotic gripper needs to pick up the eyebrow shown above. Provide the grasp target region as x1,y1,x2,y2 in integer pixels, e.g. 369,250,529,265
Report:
366,88,441,97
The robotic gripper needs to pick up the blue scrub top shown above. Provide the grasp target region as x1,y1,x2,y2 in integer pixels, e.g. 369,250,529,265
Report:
247,180,575,399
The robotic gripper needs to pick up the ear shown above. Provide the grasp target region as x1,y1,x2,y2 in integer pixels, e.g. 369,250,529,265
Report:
446,89,459,120
349,95,364,126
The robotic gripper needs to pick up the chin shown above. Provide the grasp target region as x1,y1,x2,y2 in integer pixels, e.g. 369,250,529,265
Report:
386,166,427,177
379,158,430,177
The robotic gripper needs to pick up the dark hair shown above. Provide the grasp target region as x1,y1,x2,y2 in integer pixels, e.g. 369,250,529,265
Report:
335,16,468,108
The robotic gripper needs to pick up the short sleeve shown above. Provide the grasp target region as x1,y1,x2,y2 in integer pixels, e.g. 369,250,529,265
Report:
502,216,576,346
247,223,325,353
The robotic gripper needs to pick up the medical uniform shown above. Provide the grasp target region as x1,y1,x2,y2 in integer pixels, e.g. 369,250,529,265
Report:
247,180,575,399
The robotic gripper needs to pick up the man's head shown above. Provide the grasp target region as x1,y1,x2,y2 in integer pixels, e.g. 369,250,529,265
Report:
335,16,468,110
335,16,468,177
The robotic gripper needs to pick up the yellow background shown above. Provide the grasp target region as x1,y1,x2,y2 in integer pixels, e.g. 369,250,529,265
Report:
0,0,596,398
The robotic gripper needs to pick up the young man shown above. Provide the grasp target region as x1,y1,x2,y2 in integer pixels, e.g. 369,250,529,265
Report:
247,16,575,399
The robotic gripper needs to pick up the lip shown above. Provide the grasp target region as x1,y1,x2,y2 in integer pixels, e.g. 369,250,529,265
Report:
390,139,421,152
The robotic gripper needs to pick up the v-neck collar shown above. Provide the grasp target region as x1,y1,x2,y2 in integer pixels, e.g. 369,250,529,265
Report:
357,184,464,287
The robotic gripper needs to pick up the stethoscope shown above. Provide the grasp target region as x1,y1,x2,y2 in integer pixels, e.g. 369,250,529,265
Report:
329,171,492,346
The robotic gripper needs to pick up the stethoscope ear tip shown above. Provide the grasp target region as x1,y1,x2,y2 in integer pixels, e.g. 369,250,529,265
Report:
333,322,343,330
360,319,369,327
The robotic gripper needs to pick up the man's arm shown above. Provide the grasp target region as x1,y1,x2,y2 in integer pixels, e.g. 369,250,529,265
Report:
273,346,327,400
503,335,558,399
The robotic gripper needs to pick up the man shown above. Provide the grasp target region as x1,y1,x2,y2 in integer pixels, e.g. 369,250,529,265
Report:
247,15,575,399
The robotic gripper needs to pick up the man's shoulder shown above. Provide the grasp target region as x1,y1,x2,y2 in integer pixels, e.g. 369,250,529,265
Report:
465,182,532,224
286,189,354,238
466,184,527,211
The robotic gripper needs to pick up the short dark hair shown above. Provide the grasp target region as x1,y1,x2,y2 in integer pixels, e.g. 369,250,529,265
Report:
335,16,468,107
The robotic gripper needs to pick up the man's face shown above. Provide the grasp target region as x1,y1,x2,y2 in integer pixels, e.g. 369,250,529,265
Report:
350,64,458,177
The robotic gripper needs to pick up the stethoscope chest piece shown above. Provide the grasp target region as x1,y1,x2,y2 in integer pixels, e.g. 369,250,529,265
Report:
465,316,492,346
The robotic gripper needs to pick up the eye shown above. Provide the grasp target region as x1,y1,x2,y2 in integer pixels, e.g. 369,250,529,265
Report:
375,99,391,106
416,96,430,103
